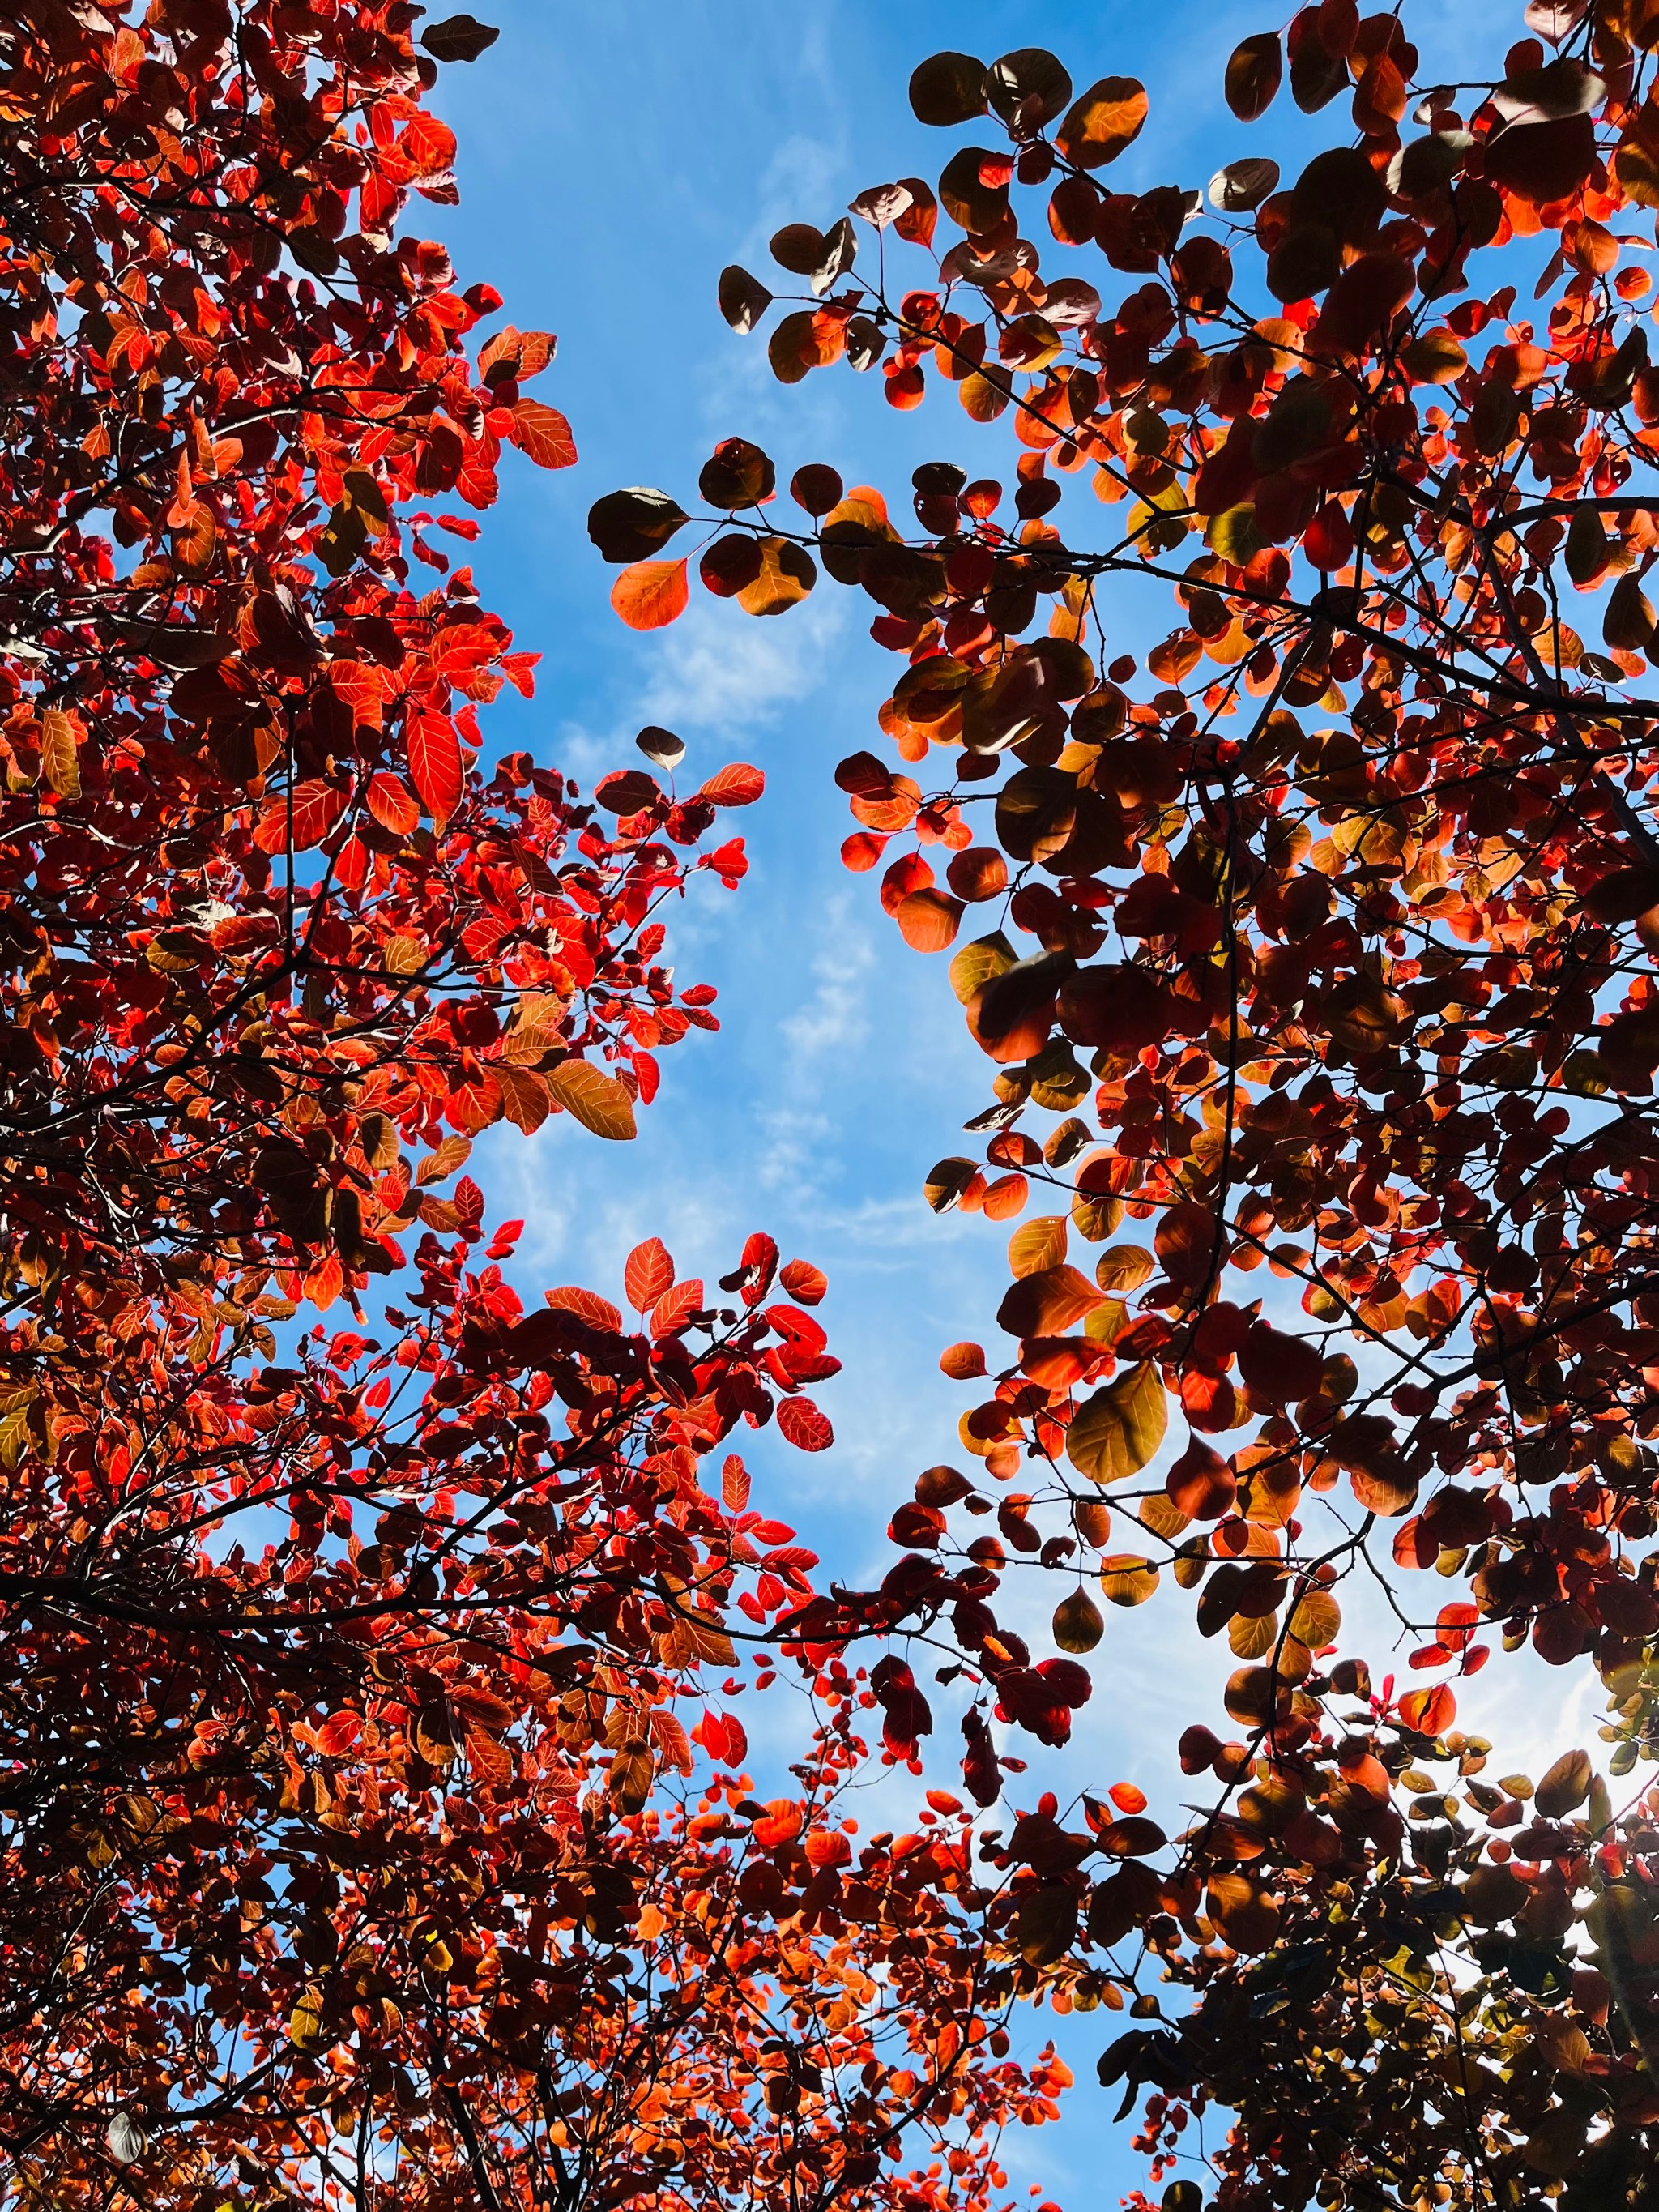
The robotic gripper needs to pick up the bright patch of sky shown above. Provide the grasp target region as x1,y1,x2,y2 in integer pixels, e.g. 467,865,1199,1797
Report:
418,3,1563,2199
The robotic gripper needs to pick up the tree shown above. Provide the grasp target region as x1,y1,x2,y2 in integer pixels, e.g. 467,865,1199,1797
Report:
0,6,1069,2208
598,2,1659,2203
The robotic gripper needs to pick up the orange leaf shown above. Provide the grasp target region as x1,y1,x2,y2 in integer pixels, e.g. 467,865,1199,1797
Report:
510,397,577,469
778,1258,826,1305
625,1236,675,1312
983,1172,1028,1222
651,1278,705,1336
545,1060,638,1141
897,887,964,951
612,558,689,631
494,1064,549,1134
366,771,419,835
996,1264,1104,1339
1399,1685,1456,1737
407,711,463,829
40,707,83,801
699,762,766,807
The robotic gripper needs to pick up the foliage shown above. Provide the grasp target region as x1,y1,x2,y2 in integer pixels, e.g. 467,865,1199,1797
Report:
0,5,1070,2209
599,1,1659,2203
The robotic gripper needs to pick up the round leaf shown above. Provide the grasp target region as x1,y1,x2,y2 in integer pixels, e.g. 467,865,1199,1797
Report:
612,559,689,632
1225,32,1282,122
1053,1588,1104,1652
588,487,690,564
1068,1364,1168,1485
910,51,988,126
1056,77,1149,169
1099,1555,1161,1607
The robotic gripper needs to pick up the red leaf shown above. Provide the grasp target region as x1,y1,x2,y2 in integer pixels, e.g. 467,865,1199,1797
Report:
510,397,577,469
1399,1685,1457,1736
738,1230,779,1305
842,831,889,870
699,1710,748,1767
612,559,689,630
651,1278,704,1336
625,1236,674,1312
407,711,463,829
778,1258,827,1305
397,112,457,178
253,780,346,855
1165,1437,1236,1521
698,762,766,807
545,1286,623,1332
366,771,419,835
777,1395,834,1451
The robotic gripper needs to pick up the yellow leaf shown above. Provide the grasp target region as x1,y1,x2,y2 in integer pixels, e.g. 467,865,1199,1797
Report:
1098,1554,1161,1607
1067,1363,1167,1484
1009,1215,1068,1279
1289,1586,1341,1649
290,1988,329,2049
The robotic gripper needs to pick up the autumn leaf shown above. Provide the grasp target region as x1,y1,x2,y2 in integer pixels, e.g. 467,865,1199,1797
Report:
510,398,577,469
777,1395,833,1451
421,14,500,62
612,558,689,631
407,711,463,828
625,1237,675,1311
694,763,764,809
1224,33,1282,121
546,1060,638,1140
1068,1366,1167,1485
39,707,82,801
1056,76,1148,168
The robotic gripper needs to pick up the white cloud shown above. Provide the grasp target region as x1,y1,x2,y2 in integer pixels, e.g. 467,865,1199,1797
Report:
640,588,844,733
780,899,873,1058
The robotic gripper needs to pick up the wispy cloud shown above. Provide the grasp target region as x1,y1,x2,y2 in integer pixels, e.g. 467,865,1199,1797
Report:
781,899,873,1057
641,590,843,734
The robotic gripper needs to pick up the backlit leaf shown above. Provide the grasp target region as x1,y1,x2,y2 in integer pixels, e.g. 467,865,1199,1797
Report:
1068,1365,1167,1485
407,711,463,829
546,1060,638,1141
510,398,577,469
1056,77,1149,169
699,762,765,807
625,1237,675,1312
778,1395,834,1451
40,707,82,801
1053,1587,1104,1651
1098,1555,1160,1606
1536,1748,1593,1818
1009,1216,1068,1279
612,559,690,631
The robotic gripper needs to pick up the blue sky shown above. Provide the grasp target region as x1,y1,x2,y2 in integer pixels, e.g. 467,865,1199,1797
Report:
414,3,1575,2199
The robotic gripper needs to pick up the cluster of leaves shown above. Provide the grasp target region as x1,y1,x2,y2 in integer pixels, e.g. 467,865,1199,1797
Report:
599,0,1659,2201
0,6,1075,2210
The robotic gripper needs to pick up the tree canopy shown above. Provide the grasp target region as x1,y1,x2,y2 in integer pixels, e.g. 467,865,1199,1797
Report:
595,2,1659,2206
15,0,1659,2207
